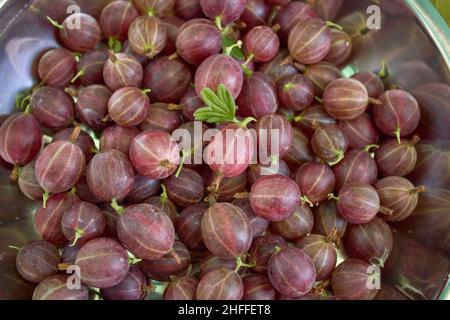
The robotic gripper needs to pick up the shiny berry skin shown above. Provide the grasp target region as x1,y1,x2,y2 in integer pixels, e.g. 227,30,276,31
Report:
352,71,385,98
200,0,246,26
176,18,222,65
274,1,317,43
180,88,204,121
61,243,80,264
243,274,276,300
201,202,252,259
284,127,315,168
127,176,161,203
197,268,243,300
312,200,347,243
268,247,316,298
129,130,180,180
35,140,85,194
195,54,244,99
163,276,199,300
61,201,106,246
259,49,298,84
254,114,293,159
99,0,139,41
16,240,60,283
107,87,149,127
176,203,208,251
30,86,75,130
76,49,108,86
74,175,103,204
204,124,254,177
58,13,101,52
249,235,287,273
295,162,336,205
296,234,337,281
339,114,379,149
324,29,352,66
250,175,301,222
101,205,119,238
75,238,130,288
240,0,270,30
133,0,176,17
75,85,112,130
199,253,237,276
103,52,144,91
87,150,135,202
175,121,209,168
143,56,192,103
34,192,79,246
32,275,89,300
0,113,42,166
128,15,168,59
333,149,378,191
271,205,314,241
375,176,424,222
336,182,381,224
38,48,76,87
311,124,348,165
232,198,269,239
117,204,175,260
375,137,418,177
18,161,43,200
295,104,337,135
373,89,421,139
122,40,148,66
144,196,179,224
176,0,204,19
164,168,205,207
236,72,278,119
278,74,315,111
247,160,291,186
101,265,148,300
141,241,191,281
161,16,184,55
331,259,380,300
243,26,280,63
344,217,393,265
304,62,341,96
288,18,331,64
323,78,370,120
100,125,140,155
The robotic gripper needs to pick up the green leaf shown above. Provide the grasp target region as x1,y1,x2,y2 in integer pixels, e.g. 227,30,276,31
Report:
194,84,255,127
200,88,230,115
217,84,236,116
195,85,236,124
194,110,231,123
222,35,245,60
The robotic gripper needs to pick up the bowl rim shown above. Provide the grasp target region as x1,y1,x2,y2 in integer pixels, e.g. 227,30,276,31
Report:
406,0,450,69
405,0,450,301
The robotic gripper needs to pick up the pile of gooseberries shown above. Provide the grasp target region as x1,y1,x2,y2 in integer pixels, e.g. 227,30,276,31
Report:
0,0,430,301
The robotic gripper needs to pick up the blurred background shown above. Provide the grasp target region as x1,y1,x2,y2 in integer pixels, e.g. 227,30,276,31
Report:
431,0,450,24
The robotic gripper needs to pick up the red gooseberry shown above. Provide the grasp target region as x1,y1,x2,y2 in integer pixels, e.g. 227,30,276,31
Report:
201,202,252,259
129,130,180,180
